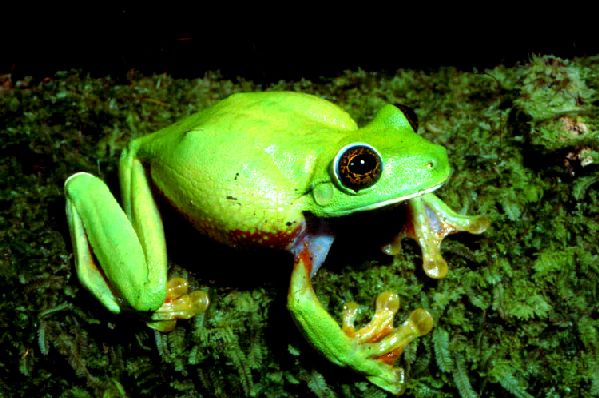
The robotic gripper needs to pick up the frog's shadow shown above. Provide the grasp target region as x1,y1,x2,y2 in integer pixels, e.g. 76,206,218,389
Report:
160,198,291,289
160,198,408,289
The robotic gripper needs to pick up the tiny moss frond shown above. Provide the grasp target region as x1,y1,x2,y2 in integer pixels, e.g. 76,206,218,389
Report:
453,354,477,398
305,370,337,398
490,362,534,398
38,319,49,356
433,327,453,373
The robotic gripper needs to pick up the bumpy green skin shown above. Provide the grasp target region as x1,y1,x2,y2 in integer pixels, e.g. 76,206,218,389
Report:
64,91,454,390
130,92,449,245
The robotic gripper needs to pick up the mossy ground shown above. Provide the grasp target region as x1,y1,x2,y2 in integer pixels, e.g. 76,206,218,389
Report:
1,55,598,397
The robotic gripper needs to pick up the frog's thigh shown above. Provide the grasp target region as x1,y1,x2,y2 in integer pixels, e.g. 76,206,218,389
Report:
65,172,163,313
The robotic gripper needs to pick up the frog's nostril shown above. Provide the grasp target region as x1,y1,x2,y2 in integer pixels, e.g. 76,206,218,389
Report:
427,148,449,174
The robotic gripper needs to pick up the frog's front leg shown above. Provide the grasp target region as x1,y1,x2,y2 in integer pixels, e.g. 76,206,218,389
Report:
383,193,490,279
64,148,208,332
288,245,433,395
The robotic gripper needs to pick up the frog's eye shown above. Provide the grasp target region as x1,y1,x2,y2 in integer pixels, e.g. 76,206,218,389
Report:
334,144,382,192
394,104,418,132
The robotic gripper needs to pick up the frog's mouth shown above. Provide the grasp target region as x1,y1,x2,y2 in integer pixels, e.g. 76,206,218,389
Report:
374,182,445,209
334,182,445,216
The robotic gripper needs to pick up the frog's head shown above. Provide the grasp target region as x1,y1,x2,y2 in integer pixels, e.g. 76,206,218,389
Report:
309,104,450,217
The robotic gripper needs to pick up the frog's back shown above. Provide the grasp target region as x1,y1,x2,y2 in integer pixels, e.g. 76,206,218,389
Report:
197,91,356,131
135,92,356,248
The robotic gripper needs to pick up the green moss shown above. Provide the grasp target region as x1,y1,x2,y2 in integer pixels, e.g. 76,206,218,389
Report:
2,57,598,397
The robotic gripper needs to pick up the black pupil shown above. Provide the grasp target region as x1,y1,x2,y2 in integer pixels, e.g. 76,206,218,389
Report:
350,154,376,174
336,144,382,191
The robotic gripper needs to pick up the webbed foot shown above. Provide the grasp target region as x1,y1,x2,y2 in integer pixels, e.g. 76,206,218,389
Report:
149,278,210,332
341,292,433,393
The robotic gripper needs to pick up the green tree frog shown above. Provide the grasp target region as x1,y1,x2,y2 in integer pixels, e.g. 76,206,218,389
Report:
64,92,489,395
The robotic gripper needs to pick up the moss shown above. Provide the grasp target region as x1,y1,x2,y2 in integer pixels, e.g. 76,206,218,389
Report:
2,56,598,397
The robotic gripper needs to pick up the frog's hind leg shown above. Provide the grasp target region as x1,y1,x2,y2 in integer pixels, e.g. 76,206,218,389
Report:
65,171,208,331
65,172,167,314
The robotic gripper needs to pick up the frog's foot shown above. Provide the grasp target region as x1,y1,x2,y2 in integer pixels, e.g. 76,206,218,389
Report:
342,292,433,393
148,278,210,332
382,193,490,279
288,248,433,395
342,292,433,366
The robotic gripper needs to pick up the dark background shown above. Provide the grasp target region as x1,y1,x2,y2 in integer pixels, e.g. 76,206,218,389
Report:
4,5,597,83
